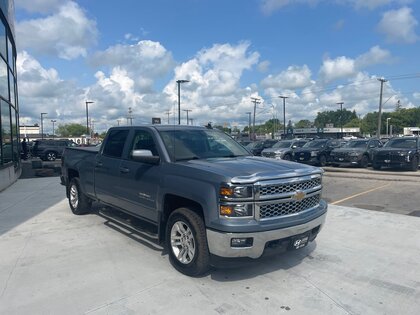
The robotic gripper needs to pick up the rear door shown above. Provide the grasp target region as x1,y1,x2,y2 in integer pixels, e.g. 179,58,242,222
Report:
117,128,162,222
95,129,129,206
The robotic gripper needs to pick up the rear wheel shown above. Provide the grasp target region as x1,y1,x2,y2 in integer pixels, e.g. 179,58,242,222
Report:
410,156,418,171
372,162,381,170
360,155,369,168
46,151,57,161
283,154,291,161
68,178,91,215
318,155,327,167
166,207,210,276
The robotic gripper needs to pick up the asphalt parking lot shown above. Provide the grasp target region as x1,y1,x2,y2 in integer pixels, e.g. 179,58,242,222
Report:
1,171,420,314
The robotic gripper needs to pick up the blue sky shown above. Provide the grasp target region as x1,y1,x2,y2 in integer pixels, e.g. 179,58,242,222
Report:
14,0,420,133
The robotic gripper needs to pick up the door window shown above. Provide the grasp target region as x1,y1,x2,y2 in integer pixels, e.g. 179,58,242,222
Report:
130,130,158,158
103,130,129,158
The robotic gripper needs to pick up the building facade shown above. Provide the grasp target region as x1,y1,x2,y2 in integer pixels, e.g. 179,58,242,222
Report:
0,0,19,191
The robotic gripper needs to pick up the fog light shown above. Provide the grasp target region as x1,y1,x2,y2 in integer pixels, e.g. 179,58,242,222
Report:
231,237,253,248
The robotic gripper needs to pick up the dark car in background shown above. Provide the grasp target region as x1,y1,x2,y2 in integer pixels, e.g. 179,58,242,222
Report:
261,139,310,160
293,139,342,166
371,137,419,171
330,138,382,168
245,139,278,156
32,139,78,161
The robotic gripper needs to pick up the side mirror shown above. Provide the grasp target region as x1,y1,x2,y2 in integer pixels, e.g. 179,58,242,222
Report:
131,149,160,165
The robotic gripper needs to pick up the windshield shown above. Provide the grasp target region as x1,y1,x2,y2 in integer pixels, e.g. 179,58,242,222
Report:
272,141,292,148
344,140,368,148
303,140,327,148
159,129,251,161
384,138,417,149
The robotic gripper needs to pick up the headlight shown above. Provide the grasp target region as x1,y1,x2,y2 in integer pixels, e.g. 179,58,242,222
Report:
310,151,318,157
220,185,253,199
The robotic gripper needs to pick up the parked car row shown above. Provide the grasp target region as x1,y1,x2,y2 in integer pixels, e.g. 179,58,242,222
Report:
249,137,420,171
30,139,78,161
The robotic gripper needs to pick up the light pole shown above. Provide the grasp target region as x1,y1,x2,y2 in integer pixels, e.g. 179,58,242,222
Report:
336,102,344,138
251,97,260,140
279,96,288,139
40,112,47,139
176,80,189,125
51,119,56,137
386,118,391,137
377,78,387,138
85,101,94,137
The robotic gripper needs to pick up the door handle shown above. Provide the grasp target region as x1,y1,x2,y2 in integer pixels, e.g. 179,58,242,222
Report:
119,167,130,174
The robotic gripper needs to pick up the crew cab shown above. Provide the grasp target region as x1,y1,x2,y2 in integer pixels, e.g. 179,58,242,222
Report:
330,138,382,168
61,125,327,276
371,137,419,171
292,139,342,166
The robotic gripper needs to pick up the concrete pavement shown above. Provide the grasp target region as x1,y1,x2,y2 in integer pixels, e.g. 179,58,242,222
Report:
1,177,420,314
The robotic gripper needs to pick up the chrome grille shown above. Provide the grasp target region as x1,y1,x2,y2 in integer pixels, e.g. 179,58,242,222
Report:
260,195,320,219
259,177,321,196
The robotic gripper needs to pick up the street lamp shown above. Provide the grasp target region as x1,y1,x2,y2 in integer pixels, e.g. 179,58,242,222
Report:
51,119,56,137
40,112,47,139
279,96,288,139
336,102,344,138
246,112,251,140
386,118,391,137
85,101,94,137
176,80,189,125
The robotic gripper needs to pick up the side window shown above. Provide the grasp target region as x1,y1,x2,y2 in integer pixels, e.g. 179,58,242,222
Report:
130,130,158,158
103,130,129,158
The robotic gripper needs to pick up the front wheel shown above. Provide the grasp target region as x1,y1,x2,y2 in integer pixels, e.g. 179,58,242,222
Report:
410,156,419,171
360,155,369,168
318,155,327,167
166,208,210,276
283,154,291,161
372,162,381,170
68,178,91,215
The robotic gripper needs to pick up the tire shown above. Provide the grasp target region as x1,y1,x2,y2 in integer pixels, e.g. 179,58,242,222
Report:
46,151,57,161
410,156,418,172
318,155,327,167
372,162,381,170
166,207,210,277
360,155,369,168
68,178,91,215
283,154,291,161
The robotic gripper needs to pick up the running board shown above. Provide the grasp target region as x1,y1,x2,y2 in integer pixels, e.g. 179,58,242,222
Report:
98,208,159,240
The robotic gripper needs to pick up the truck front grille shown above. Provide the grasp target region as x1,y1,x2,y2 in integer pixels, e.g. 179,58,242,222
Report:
259,194,320,219
259,177,321,196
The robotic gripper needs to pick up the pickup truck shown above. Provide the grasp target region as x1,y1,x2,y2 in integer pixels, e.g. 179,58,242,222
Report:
61,125,327,276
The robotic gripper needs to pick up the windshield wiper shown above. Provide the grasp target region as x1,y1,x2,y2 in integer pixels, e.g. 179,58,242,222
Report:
175,156,201,161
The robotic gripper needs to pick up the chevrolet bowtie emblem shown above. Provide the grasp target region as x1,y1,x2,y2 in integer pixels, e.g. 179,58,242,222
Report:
293,190,306,202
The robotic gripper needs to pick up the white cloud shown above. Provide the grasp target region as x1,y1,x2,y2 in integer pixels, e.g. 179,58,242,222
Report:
377,7,419,44
16,1,98,59
90,40,175,93
355,45,393,67
258,60,271,72
261,65,312,90
319,56,356,82
260,0,320,14
346,0,413,10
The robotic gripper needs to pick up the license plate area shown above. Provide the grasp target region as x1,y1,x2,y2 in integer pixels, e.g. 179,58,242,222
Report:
290,232,310,250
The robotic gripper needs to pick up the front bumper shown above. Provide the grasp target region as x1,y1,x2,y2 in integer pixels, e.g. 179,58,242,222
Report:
206,209,327,258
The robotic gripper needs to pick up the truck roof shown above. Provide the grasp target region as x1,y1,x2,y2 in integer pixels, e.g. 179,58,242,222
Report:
109,125,211,132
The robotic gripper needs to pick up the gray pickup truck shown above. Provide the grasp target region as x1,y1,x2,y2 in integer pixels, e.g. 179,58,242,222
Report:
61,125,327,276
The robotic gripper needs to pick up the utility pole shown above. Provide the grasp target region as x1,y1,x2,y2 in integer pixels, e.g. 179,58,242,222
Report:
51,119,56,137
164,110,171,124
183,109,192,125
279,96,288,139
377,78,387,138
176,79,189,125
40,112,47,139
127,107,133,125
246,112,251,140
251,97,261,141
85,101,94,138
336,102,344,138
189,118,194,126
117,119,120,126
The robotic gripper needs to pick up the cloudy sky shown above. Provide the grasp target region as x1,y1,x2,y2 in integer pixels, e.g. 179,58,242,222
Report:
15,0,420,133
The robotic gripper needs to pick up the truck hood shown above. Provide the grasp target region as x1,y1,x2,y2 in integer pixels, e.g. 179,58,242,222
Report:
177,156,321,184
262,147,290,154
333,148,365,154
374,147,414,153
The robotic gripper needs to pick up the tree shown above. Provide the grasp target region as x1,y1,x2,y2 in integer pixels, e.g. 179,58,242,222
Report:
295,119,313,128
56,123,86,137
314,109,357,128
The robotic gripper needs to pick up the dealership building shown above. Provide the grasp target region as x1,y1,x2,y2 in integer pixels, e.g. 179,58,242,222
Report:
0,0,19,191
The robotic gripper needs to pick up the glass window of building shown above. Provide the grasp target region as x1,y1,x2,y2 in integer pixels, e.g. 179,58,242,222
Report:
0,21,5,60
7,36,12,69
11,106,18,166
9,69,14,104
0,57,6,98
1,100,12,164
